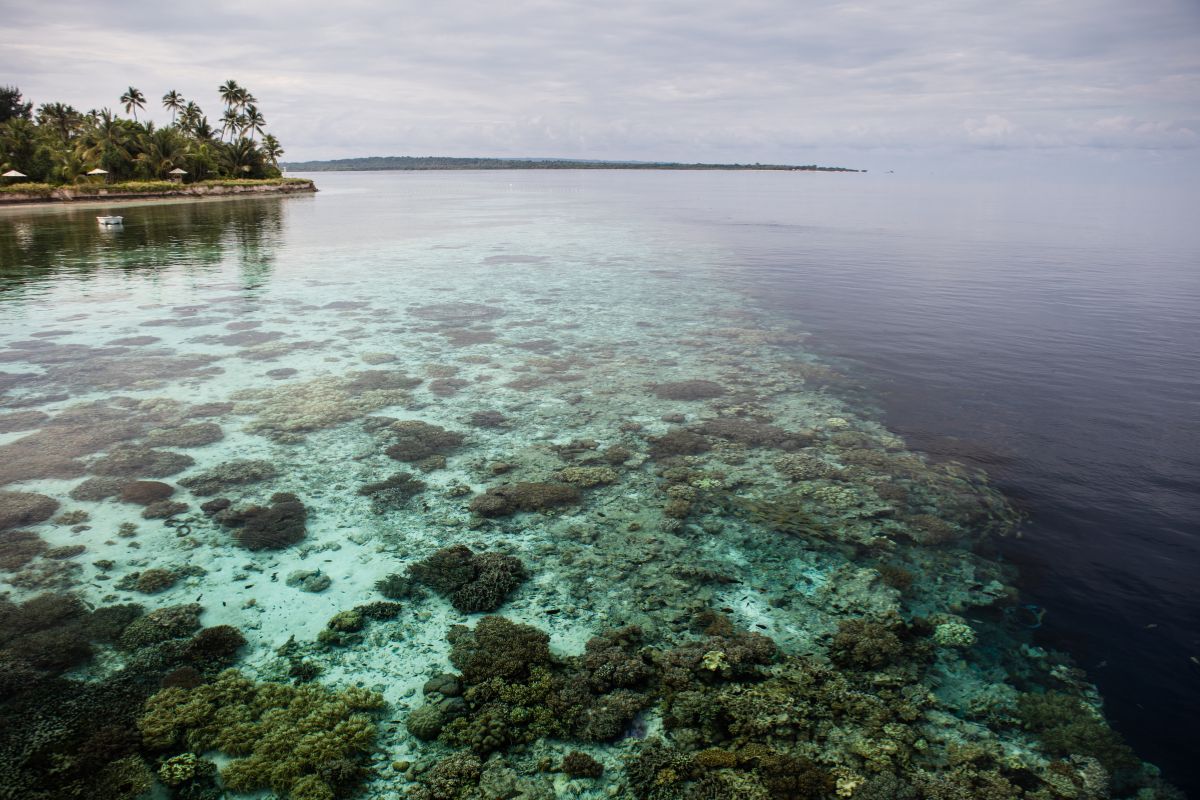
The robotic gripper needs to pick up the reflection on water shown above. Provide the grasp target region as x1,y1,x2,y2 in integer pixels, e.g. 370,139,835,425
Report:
0,173,1189,800
0,197,289,292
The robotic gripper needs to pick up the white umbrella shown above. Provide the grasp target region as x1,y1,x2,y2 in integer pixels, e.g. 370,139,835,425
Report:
168,168,187,175
86,168,108,175
2,169,26,178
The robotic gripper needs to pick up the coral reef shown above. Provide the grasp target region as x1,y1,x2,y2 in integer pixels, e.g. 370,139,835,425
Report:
648,429,712,460
117,480,175,505
408,545,528,613
215,492,309,550
468,482,580,516
0,529,47,570
556,465,619,487
357,471,426,512
115,567,179,594
561,750,604,778
178,459,279,496
139,669,385,799
696,418,811,450
384,420,466,463
0,491,59,530
652,380,727,400
233,373,416,442
89,445,195,478
144,421,224,447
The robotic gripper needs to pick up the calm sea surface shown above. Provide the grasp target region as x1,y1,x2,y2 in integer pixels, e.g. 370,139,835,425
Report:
1,169,1197,794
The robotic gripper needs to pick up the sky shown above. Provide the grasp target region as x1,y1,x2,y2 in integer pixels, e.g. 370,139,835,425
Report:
3,0,1199,177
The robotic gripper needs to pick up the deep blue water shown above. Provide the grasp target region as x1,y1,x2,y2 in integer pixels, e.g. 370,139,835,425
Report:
600,171,1200,792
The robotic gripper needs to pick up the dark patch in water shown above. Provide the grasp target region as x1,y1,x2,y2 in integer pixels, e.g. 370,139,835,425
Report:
194,330,284,347
141,316,228,328
410,302,506,325
483,254,547,265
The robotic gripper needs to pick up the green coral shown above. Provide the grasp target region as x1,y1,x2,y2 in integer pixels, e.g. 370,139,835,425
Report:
1015,692,1138,773
138,669,385,799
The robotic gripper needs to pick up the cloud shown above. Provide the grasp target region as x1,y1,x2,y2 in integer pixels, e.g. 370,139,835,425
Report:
2,0,1198,166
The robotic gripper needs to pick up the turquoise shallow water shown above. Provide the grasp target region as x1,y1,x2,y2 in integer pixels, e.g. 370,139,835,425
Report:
0,172,1188,800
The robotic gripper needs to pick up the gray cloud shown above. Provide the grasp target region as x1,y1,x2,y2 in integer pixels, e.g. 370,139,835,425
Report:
2,0,1198,170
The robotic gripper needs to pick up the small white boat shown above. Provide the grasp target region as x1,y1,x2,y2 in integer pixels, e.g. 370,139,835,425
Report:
97,215,124,226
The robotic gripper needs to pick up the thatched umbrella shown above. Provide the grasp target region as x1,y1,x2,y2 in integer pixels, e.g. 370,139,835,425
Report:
168,167,187,184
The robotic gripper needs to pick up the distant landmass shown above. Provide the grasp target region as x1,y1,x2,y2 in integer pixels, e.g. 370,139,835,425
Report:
280,155,861,172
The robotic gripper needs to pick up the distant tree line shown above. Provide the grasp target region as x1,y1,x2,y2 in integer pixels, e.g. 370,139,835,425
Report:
281,155,861,172
0,81,285,183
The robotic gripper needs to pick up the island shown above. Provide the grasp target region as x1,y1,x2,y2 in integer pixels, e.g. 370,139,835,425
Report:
280,155,862,172
0,82,315,205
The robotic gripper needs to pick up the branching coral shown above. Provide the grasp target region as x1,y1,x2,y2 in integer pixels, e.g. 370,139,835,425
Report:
357,471,426,512
384,420,465,463
0,491,60,530
139,669,385,799
214,492,309,550
233,373,416,442
1015,692,1138,773
178,459,279,496
407,544,528,613
647,429,712,460
468,482,580,516
652,380,727,400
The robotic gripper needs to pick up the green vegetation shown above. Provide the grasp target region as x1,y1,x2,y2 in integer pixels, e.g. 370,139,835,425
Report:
0,80,287,185
280,155,861,172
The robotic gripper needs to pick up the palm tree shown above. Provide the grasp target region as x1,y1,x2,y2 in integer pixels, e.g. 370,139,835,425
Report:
234,88,257,112
243,105,266,141
36,102,82,142
162,90,185,125
262,134,283,166
220,137,263,176
218,79,241,110
179,101,202,132
76,108,132,177
119,87,146,122
136,126,188,178
191,117,215,142
219,108,240,141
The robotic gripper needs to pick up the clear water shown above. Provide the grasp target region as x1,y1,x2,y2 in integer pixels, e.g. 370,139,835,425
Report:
1,170,1195,799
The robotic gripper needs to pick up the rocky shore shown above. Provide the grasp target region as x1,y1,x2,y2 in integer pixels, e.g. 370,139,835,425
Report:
0,179,316,206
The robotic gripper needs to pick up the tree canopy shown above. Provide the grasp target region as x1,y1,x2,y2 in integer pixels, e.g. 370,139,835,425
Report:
0,80,285,184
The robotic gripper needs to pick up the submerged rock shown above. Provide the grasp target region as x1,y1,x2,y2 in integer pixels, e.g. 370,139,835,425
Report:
286,569,332,593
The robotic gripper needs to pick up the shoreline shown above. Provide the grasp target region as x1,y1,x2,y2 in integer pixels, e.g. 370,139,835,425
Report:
0,179,317,207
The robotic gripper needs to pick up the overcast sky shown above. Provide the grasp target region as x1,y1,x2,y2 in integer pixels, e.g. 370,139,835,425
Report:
3,0,1198,175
